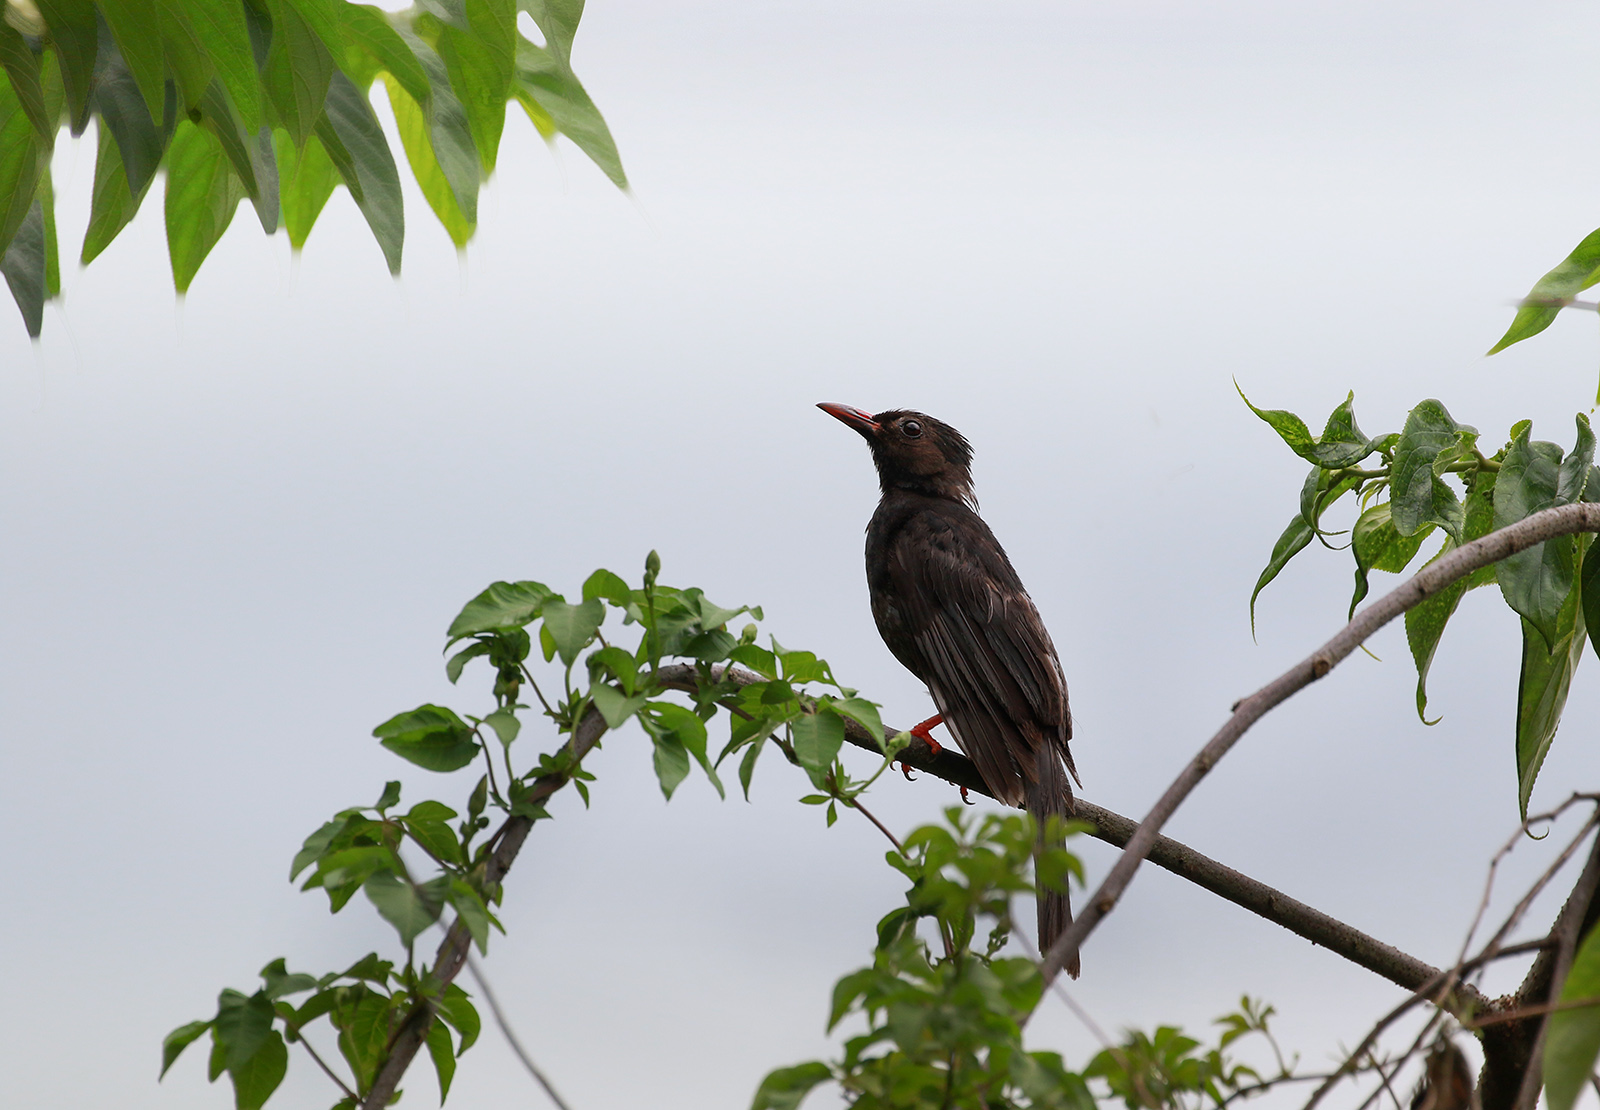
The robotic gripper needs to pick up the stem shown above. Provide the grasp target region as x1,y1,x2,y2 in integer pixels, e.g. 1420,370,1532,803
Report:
296,1033,358,1101
463,952,574,1110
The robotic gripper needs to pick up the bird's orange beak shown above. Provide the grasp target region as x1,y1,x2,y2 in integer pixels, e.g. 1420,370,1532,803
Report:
818,402,880,437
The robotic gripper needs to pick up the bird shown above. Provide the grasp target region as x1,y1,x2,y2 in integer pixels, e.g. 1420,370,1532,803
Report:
818,402,1082,977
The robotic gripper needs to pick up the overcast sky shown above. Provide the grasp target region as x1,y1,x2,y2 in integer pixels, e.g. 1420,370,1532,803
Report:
8,2,1600,1108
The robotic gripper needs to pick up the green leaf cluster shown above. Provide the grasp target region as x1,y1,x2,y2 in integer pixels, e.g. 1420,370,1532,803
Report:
163,955,481,1108
0,0,628,335
1246,390,1600,818
754,808,1092,1110
167,553,899,1107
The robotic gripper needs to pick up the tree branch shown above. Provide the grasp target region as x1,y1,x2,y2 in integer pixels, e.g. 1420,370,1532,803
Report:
653,664,1473,1003
1035,501,1600,987
360,705,610,1109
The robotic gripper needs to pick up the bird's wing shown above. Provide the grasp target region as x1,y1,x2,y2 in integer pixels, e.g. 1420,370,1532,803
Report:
886,509,1073,806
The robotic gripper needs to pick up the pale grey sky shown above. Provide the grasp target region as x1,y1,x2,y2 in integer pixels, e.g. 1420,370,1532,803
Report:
7,2,1600,1108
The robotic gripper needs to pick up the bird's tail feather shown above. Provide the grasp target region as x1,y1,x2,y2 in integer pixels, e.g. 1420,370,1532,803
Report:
1027,752,1079,979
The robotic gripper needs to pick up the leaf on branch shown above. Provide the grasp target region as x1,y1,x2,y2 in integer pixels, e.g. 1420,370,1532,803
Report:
364,869,447,946
1544,922,1600,1110
448,580,554,641
751,1061,833,1110
1391,400,1474,540
1496,416,1595,650
164,120,246,293
1515,545,1588,820
373,704,480,772
161,1019,213,1079
1238,386,1377,469
1248,512,1313,637
1405,469,1497,723
1490,225,1600,356
426,1017,457,1103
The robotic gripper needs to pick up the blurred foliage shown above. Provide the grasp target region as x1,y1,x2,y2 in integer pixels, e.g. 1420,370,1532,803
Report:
0,0,626,335
1243,388,1600,819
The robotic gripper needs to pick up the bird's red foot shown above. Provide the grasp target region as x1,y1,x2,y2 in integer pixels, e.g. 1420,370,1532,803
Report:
898,761,917,781
960,786,974,805
910,713,945,757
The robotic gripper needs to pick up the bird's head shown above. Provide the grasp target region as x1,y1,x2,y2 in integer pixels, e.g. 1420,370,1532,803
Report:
817,403,976,508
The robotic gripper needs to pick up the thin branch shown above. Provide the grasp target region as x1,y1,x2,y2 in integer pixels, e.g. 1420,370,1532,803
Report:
360,705,610,1109
297,1034,358,1102
1037,501,1600,987
655,665,1469,1003
850,797,905,854
463,952,575,1110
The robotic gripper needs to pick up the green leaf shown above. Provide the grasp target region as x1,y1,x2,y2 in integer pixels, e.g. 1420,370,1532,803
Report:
792,708,845,782
729,643,779,680
426,1017,456,1103
81,119,145,263
438,0,516,172
1515,559,1588,820
1491,226,1600,355
1349,502,1432,618
337,4,430,103
513,38,626,187
1544,923,1600,1110
338,990,393,1090
0,64,43,259
650,732,691,800
1496,418,1592,650
382,33,477,246
482,707,520,750
751,1061,832,1110
36,0,97,132
1248,514,1314,636
2,193,47,335
165,120,246,293
445,641,490,683
590,682,645,728
0,21,50,142
99,0,168,124
275,128,339,249
316,70,405,272
649,701,721,798
582,568,632,607
825,697,885,747
541,597,604,665
215,989,276,1072
185,0,262,130
437,983,481,1053
374,704,480,772
161,1020,213,1079
1391,400,1473,540
447,580,552,640
262,0,332,149
404,800,461,864
91,36,171,199
448,880,495,953
364,870,446,946
228,1028,287,1110
518,0,583,66
738,732,765,800
198,82,277,233
259,958,317,1000
1238,386,1375,469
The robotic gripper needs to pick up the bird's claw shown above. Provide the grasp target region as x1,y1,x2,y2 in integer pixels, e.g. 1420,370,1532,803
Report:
898,761,918,782
960,786,974,805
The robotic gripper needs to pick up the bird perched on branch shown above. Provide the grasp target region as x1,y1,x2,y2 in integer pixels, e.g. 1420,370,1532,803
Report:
819,403,1082,977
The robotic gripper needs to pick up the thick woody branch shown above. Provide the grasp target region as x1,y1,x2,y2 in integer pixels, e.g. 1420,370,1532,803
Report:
655,664,1474,1004
1036,501,1600,987
360,706,609,1110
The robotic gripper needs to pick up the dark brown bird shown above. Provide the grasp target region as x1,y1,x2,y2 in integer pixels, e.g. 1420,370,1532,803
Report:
819,403,1081,976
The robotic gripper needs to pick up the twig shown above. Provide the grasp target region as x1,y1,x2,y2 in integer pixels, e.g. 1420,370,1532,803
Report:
463,952,575,1110
1469,994,1600,1029
297,1034,358,1102
1037,501,1600,987
850,797,905,854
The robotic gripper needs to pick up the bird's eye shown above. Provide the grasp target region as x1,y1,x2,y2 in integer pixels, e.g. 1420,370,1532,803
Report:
902,420,923,439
